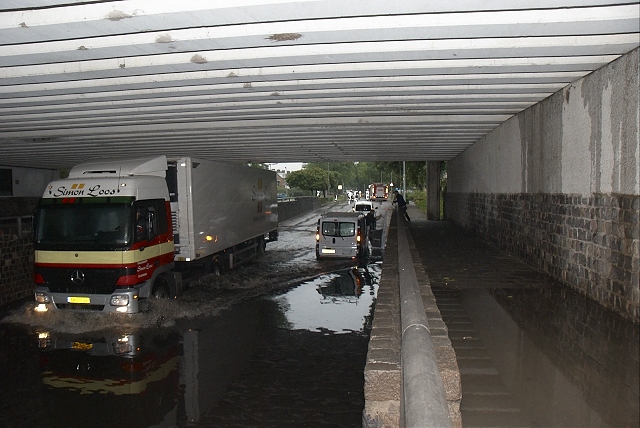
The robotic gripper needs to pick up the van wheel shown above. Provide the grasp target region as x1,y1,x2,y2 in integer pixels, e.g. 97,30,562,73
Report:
152,277,171,299
316,246,322,260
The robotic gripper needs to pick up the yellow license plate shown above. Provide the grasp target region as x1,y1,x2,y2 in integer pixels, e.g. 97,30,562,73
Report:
322,249,336,254
72,342,93,351
68,296,90,304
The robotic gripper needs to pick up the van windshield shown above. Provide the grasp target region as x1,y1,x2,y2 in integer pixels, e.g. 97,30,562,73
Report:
322,221,355,237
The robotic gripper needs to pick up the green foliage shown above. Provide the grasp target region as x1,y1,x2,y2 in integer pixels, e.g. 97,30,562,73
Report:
286,167,330,195
407,189,426,212
374,162,426,190
285,161,429,196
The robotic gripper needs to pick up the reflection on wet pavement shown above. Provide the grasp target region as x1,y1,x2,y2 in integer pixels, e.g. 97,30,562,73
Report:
411,220,639,428
272,265,380,334
0,263,380,428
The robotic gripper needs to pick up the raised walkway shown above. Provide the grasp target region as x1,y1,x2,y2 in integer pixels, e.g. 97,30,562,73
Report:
365,202,639,428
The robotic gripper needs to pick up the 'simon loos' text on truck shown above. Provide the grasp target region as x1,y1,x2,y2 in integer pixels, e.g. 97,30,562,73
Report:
33,156,278,314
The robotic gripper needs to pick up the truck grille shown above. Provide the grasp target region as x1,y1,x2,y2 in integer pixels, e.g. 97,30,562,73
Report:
55,304,106,311
36,266,130,294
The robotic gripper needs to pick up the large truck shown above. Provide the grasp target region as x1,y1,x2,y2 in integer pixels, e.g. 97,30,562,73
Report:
369,183,388,202
33,155,278,314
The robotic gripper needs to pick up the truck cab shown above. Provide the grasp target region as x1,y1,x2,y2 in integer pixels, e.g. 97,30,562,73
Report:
33,156,178,314
315,212,368,260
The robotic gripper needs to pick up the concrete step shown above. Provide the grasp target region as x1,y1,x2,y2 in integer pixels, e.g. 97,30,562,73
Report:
461,374,510,395
462,409,530,428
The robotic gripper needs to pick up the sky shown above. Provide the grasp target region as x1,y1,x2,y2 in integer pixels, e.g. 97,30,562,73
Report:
269,162,305,172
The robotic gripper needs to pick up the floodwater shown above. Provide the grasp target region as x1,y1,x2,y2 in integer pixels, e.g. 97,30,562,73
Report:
0,263,380,428
412,220,640,428
0,201,383,428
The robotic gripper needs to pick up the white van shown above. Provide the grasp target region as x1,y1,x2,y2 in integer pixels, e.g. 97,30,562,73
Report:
315,212,368,259
353,200,373,212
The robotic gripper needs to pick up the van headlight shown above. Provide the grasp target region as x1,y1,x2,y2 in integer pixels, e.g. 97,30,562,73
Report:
110,295,129,306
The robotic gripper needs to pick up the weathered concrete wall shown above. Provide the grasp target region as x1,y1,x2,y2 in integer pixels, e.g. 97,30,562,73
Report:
277,196,322,221
446,48,639,321
0,167,59,197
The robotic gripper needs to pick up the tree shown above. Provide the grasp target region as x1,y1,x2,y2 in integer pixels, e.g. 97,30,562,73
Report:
286,167,329,196
373,161,426,190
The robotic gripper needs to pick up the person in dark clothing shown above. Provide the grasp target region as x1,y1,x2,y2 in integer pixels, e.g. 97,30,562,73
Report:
365,208,381,231
392,190,410,221
135,207,148,242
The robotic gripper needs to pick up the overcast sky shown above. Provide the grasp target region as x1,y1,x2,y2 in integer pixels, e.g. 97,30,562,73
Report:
270,162,304,172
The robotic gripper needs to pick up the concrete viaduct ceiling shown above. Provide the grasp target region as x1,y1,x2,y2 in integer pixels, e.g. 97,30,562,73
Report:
0,1,638,169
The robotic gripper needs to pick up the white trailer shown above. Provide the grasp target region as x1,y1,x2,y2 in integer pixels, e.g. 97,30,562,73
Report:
168,157,278,270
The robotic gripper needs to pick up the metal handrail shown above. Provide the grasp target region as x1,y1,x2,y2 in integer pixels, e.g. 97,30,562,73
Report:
397,212,452,428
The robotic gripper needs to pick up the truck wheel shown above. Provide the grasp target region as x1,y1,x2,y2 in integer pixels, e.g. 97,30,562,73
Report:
257,237,267,254
152,277,171,299
210,257,222,275
211,263,221,276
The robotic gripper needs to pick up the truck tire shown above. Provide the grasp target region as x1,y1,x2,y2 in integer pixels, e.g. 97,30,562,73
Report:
257,237,267,254
211,263,221,276
152,277,171,299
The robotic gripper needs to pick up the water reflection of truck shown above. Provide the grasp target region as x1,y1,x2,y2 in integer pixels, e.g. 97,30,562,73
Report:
37,330,181,428
35,299,278,427
33,156,278,314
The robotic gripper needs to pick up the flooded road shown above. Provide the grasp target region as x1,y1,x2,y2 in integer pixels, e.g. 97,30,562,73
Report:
0,201,384,428
410,220,639,428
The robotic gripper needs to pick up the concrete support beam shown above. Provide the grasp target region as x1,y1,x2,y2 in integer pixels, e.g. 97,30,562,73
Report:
426,161,441,220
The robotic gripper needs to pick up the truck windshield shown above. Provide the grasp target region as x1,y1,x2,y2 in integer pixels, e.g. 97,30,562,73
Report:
35,201,133,250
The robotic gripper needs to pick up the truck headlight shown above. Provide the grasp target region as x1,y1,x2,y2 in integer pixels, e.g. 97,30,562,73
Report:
113,335,133,354
110,295,129,306
35,292,50,303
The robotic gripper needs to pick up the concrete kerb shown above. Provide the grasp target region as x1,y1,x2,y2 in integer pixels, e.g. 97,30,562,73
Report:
363,207,461,428
397,215,452,428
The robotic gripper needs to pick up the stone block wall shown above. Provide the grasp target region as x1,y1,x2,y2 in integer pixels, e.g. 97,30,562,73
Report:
446,192,639,322
0,197,39,307
0,227,34,306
